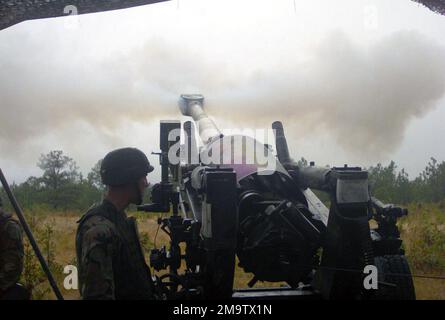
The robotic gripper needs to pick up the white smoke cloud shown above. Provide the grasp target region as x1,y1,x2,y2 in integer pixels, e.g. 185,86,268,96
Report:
1,28,444,176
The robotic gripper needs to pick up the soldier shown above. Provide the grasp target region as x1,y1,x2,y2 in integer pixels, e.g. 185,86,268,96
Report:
0,196,29,300
76,147,155,300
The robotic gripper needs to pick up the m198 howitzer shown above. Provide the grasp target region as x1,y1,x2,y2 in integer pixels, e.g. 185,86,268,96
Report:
138,94,415,300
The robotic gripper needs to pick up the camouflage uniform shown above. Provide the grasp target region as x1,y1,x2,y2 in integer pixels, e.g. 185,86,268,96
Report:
76,199,154,300
0,208,24,296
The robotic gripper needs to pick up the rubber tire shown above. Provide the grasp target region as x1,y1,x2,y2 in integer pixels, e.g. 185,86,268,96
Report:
373,255,416,300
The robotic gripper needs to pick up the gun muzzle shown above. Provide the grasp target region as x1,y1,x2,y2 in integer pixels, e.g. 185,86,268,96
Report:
272,121,293,164
184,121,198,165
179,94,222,144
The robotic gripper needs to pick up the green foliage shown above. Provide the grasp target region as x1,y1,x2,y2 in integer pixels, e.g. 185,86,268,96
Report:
399,204,445,271
87,159,105,192
139,231,154,253
36,150,82,209
38,150,80,190
1,151,104,212
368,161,411,203
368,158,445,204
20,214,63,300
418,158,445,202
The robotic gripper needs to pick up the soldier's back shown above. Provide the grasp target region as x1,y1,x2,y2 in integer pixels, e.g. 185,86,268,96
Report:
76,200,154,300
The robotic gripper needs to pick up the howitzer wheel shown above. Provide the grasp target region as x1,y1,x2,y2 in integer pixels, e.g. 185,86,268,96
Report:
373,255,416,300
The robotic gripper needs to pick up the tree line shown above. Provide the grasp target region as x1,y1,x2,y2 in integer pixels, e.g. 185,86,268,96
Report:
1,150,105,211
367,158,445,204
1,150,445,211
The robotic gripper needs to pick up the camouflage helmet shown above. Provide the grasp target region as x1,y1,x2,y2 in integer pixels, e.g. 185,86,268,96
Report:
100,147,154,186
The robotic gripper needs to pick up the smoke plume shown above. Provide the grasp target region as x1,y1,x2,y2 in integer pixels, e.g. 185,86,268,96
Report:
1,29,445,169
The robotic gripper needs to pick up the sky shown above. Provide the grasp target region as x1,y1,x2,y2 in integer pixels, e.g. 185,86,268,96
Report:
1,0,445,184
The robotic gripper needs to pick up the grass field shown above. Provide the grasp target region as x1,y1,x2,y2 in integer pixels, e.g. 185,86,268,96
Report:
19,203,445,300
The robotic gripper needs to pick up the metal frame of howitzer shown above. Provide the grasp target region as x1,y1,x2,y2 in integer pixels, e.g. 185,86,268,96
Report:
137,94,415,300
1,0,443,32
0,0,171,31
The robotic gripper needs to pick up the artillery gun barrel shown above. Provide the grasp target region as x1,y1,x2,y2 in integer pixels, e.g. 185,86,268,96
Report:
272,121,331,191
297,166,332,191
179,94,222,144
272,121,293,164
184,121,198,165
